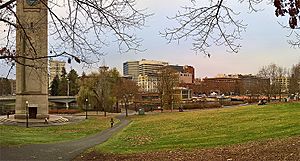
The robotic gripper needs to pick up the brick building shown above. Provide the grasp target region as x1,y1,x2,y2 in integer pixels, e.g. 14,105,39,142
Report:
200,74,270,96
202,77,240,95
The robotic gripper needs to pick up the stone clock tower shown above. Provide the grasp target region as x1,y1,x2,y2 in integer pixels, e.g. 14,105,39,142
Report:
15,0,49,119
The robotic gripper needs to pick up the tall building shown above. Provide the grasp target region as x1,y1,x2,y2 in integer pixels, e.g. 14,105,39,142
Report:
123,59,168,92
49,59,66,86
123,59,196,93
138,59,168,76
123,61,139,81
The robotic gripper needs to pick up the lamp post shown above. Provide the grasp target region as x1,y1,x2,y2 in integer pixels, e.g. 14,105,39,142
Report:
25,101,29,128
171,95,174,112
85,98,88,119
67,78,70,96
123,95,128,117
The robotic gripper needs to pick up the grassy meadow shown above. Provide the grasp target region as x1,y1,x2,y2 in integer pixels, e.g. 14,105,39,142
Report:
96,102,300,154
0,116,113,146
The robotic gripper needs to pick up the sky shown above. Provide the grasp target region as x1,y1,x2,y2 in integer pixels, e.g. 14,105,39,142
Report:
1,0,299,79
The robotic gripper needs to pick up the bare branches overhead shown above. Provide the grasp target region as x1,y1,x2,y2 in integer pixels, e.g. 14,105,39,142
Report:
46,0,149,57
162,0,265,56
162,0,300,56
288,31,300,48
0,0,149,65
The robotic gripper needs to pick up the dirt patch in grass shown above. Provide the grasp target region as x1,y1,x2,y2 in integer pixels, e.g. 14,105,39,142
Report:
75,136,300,161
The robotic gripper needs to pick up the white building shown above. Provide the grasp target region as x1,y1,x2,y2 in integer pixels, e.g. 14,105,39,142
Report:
138,75,159,92
123,59,168,92
138,59,168,76
275,77,290,93
49,59,66,86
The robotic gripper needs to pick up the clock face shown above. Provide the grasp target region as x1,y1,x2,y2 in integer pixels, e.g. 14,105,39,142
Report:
26,0,39,6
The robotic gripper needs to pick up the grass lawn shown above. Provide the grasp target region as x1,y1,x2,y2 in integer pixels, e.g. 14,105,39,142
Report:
0,116,114,146
96,102,300,154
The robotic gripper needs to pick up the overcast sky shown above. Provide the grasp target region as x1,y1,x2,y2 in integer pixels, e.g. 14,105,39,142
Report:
1,0,299,79
98,0,299,78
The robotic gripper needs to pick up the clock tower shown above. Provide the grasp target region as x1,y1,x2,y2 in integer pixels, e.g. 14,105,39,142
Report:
15,0,49,119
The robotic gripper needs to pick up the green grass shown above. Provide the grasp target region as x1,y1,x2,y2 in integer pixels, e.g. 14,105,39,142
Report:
96,102,300,154
0,116,115,146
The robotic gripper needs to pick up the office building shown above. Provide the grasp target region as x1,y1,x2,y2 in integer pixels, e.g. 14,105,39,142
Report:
138,59,168,76
123,61,139,81
123,59,168,92
49,59,66,86
123,59,196,93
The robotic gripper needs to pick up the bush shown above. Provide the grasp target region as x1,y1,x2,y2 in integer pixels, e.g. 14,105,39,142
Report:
182,101,222,109
49,109,81,114
221,101,245,106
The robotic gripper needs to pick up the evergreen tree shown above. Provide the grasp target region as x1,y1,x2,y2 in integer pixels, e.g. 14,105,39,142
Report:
67,69,79,96
50,75,60,96
82,71,86,77
0,78,12,96
61,67,67,78
58,67,68,95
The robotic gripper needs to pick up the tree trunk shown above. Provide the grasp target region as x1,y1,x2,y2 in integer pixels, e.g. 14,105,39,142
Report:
116,100,119,113
125,101,128,117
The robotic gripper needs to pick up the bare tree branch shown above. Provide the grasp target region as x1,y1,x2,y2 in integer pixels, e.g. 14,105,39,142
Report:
162,0,299,56
0,0,149,74
161,0,253,55
0,0,15,10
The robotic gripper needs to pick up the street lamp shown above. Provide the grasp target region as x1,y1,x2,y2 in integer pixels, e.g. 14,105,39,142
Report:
67,78,70,96
85,98,88,119
123,95,128,117
171,95,174,112
25,101,29,128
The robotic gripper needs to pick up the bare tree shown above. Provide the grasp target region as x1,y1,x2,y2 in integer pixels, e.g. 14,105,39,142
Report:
0,0,149,75
289,62,300,94
114,78,139,116
157,66,179,109
257,63,287,100
162,0,300,56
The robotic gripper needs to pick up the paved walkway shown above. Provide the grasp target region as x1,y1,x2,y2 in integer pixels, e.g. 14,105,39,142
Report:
0,114,130,161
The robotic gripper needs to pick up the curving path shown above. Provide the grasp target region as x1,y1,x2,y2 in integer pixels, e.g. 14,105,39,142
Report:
0,114,130,161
